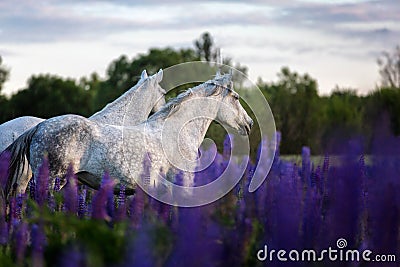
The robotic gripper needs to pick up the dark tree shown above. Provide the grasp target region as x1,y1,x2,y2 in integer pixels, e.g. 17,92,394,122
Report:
377,45,400,88
194,32,218,62
0,56,10,94
7,75,92,119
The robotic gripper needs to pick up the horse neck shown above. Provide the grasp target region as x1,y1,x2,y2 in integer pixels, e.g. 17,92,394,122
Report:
90,81,154,125
157,94,221,151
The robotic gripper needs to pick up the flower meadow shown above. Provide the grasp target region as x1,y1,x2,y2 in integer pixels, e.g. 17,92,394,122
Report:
0,133,399,267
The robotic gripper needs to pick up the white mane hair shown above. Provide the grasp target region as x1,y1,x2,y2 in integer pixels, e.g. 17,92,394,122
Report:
149,73,234,120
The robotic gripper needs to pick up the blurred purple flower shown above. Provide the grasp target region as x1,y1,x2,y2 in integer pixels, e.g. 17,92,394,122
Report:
122,225,155,267
28,178,35,200
36,157,50,206
130,187,145,228
91,172,115,221
78,187,87,219
63,164,78,214
12,221,28,265
59,245,85,267
0,213,8,245
0,150,10,193
115,184,127,222
301,146,311,184
166,207,222,267
223,133,233,160
54,177,61,192
31,223,46,267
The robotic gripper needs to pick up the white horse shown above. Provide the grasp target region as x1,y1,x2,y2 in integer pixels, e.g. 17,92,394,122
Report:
5,73,253,197
0,69,164,151
0,116,44,152
3,69,166,196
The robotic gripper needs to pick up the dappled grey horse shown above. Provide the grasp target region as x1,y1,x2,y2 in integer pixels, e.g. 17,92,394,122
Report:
0,116,44,152
3,69,166,196
5,72,253,198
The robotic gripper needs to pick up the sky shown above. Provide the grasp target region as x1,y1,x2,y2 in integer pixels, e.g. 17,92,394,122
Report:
0,0,399,96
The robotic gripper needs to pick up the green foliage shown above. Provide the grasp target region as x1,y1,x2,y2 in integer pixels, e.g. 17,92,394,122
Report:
320,88,364,152
364,87,400,136
0,56,9,93
260,67,321,153
16,198,172,267
5,75,93,120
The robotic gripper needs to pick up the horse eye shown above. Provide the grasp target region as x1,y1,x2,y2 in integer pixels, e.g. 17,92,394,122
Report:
233,93,239,100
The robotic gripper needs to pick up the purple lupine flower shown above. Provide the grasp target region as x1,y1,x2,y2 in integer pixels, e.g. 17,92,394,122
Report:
0,158,8,244
159,202,171,224
130,187,145,228
367,134,400,255
320,160,362,249
301,146,311,184
236,198,246,225
117,184,126,208
36,157,50,206
106,186,115,221
115,184,127,222
222,133,233,160
13,221,28,266
59,245,84,267
31,223,46,267
0,212,8,245
309,163,315,187
314,165,322,193
0,150,10,193
16,193,25,220
53,177,61,192
173,171,184,187
166,207,223,267
141,152,152,187
91,172,115,221
8,196,21,225
78,187,87,219
368,182,399,256
28,178,36,200
122,224,155,267
291,163,299,182
48,177,61,212
165,207,202,266
322,154,329,174
63,164,78,214
302,187,322,248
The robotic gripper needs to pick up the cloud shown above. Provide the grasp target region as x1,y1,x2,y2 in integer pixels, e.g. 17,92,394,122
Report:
0,0,398,48
0,0,398,95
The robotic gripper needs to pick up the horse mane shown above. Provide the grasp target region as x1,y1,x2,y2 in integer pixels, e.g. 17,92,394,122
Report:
148,73,233,120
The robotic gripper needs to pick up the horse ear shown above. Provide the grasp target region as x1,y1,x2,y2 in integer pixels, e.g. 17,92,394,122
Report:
156,69,163,83
141,70,148,80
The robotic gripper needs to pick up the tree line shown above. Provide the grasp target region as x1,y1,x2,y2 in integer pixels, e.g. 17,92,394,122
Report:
0,33,399,155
